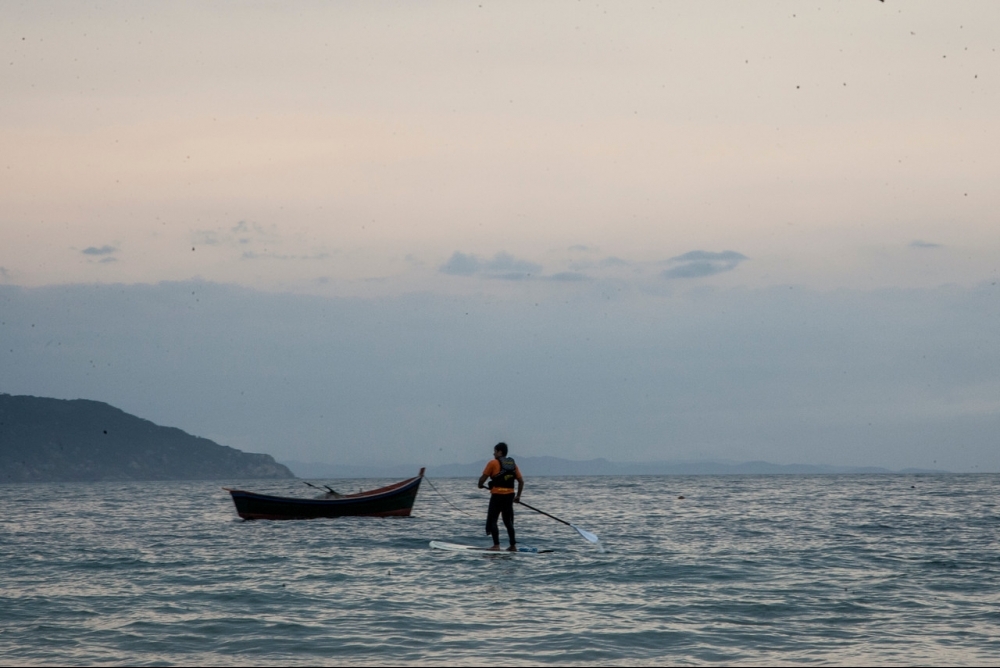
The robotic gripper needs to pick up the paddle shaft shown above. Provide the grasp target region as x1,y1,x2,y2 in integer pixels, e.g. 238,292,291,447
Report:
516,500,573,528
304,481,337,494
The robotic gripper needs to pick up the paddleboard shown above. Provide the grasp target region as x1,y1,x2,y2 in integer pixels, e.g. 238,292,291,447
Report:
430,541,553,554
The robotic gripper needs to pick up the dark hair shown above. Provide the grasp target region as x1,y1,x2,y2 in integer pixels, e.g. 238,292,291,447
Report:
494,442,508,456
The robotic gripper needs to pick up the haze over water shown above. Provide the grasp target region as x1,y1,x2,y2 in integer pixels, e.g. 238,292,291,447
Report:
3,474,998,665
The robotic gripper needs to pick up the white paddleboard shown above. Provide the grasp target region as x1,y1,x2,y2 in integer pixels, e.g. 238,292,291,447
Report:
430,541,553,554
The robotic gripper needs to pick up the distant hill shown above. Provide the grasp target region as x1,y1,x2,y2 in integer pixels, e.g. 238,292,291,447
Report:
282,456,946,480
0,394,294,482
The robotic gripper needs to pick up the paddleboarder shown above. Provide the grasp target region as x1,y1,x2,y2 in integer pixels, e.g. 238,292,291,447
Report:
477,442,523,551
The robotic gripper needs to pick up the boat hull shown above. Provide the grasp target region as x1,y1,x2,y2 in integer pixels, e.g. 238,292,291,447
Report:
226,471,423,520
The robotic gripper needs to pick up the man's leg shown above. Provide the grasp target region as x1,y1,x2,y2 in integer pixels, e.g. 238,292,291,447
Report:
486,494,502,546
500,494,516,548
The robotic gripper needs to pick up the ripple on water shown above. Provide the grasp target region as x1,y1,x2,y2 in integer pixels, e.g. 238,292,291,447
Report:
2,474,1000,665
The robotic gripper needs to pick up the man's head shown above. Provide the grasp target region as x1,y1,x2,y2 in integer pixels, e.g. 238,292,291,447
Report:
493,442,508,458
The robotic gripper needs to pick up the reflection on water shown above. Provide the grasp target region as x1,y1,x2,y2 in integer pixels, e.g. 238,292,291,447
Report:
1,475,999,665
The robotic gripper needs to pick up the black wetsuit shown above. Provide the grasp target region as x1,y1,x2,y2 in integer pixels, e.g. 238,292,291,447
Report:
486,493,516,547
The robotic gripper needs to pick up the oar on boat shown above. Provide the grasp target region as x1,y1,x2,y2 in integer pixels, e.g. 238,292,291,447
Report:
303,481,341,497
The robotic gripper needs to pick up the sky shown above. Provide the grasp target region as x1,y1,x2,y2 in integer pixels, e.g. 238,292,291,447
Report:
1,1,998,471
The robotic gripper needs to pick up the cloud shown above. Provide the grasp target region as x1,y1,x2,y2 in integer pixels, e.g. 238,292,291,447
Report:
567,256,633,273
81,245,117,256
910,240,943,249
440,252,481,276
547,271,590,282
0,267,9,280
98,257,117,264
241,251,329,261
231,220,277,245
440,251,541,279
481,252,541,275
191,220,335,266
492,272,533,281
194,220,279,248
669,250,748,263
192,231,222,246
661,250,748,280
662,262,730,279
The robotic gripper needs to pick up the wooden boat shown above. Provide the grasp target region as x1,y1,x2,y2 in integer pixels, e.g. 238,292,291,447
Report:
225,468,424,520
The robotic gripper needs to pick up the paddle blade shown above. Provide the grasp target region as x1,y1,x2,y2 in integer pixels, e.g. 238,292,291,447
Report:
571,524,600,543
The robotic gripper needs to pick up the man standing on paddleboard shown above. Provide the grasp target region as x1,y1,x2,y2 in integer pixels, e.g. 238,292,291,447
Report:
477,442,524,551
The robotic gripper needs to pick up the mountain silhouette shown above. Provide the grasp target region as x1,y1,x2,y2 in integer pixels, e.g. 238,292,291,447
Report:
0,394,293,482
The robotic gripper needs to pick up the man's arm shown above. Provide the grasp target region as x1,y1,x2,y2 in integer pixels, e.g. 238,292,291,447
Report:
479,459,497,488
515,474,524,502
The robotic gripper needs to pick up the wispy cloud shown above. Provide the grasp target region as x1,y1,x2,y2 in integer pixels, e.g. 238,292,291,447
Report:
567,256,633,273
241,251,330,261
661,250,748,280
440,251,542,279
440,252,481,276
194,220,279,248
193,220,334,263
910,240,943,249
482,252,541,275
231,220,277,244
81,245,117,256
547,271,590,282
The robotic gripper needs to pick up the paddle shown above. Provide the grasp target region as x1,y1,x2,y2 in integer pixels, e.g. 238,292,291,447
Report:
303,481,341,497
516,499,600,544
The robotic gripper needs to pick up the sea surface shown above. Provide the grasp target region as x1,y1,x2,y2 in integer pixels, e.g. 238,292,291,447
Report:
1,474,998,666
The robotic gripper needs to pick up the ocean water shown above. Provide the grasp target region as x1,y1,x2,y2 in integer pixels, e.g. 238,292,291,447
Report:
1,474,998,666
